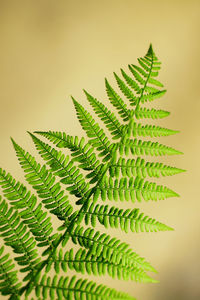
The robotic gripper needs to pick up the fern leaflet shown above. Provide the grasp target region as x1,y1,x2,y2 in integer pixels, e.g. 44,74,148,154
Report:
81,203,173,233
33,274,136,300
0,197,40,273
11,139,73,222
0,246,21,299
0,169,56,248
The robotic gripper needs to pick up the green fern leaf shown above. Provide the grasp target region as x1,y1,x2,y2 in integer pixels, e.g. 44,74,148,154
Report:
34,131,100,171
84,89,124,139
47,247,155,283
0,198,40,273
130,122,179,138
122,44,165,109
148,77,164,87
33,274,136,300
94,176,179,203
0,45,184,300
121,68,141,94
72,97,112,161
0,169,56,248
0,246,21,299
114,72,137,104
118,138,183,156
139,90,167,105
134,107,170,119
83,203,173,233
11,139,73,222
29,133,90,200
128,65,146,85
109,156,185,178
105,79,130,121
69,224,157,274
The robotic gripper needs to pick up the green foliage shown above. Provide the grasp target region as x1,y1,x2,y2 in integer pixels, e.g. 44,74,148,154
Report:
82,203,174,233
0,45,184,299
0,246,21,299
0,197,40,273
33,274,136,300
46,247,157,282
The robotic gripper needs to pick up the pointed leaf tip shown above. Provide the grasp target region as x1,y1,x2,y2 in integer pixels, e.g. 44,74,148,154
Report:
83,89,88,95
10,137,17,148
147,43,154,56
27,131,35,139
27,131,32,136
10,137,15,144
71,96,78,105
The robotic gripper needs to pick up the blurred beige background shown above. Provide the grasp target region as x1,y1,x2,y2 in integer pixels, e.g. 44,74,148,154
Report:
0,0,200,299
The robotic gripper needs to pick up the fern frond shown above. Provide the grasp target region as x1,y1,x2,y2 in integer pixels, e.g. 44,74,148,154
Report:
82,203,173,233
72,97,112,161
32,131,106,186
121,68,141,94
94,176,179,203
128,65,146,85
109,156,185,178
128,122,179,138
118,138,183,156
114,72,137,104
46,248,155,283
0,246,21,299
0,168,56,248
69,224,156,274
29,133,90,200
122,44,166,108
0,198,40,273
105,79,130,121
34,131,100,171
11,139,73,222
84,90,124,139
33,274,136,300
134,107,170,119
147,77,163,87
138,90,167,105
0,45,183,300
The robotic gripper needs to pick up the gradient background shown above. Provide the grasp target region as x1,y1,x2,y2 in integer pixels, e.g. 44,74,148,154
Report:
0,1,200,299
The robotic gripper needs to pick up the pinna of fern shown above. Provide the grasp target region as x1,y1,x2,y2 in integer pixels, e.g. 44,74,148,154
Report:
0,44,185,300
